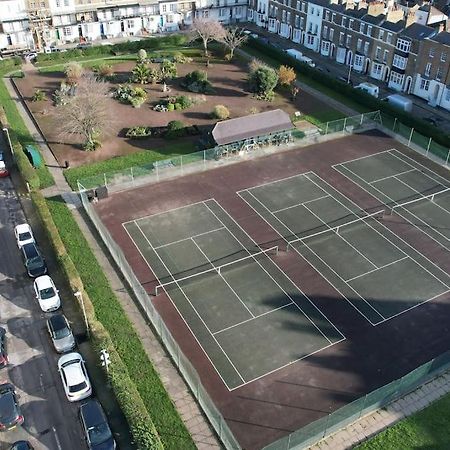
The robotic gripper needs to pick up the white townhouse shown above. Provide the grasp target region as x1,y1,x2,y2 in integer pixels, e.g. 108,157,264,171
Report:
0,0,33,51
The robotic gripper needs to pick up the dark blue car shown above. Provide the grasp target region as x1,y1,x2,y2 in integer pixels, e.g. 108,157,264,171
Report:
79,399,115,450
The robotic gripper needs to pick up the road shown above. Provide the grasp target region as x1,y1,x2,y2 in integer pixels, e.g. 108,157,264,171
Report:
0,175,86,450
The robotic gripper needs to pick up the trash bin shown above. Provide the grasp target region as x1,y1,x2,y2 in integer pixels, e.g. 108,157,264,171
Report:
25,145,42,168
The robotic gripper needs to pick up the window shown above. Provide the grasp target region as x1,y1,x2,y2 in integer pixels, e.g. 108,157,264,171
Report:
445,88,450,102
357,38,362,51
282,10,286,21
372,62,383,76
386,33,392,44
346,34,351,47
339,32,344,45
383,49,389,62
354,54,364,67
341,17,346,27
393,54,407,69
379,29,384,40
349,19,354,29
126,19,134,29
63,26,71,36
332,12,336,23
329,28,334,40
202,9,209,17
307,34,315,45
425,62,431,77
300,17,305,29
322,25,328,38
436,66,443,81
367,25,372,36
364,41,369,55
375,46,381,60
390,71,404,86
287,11,291,22
295,15,300,27
359,22,364,33
441,52,447,62
162,4,167,12
429,47,435,58
420,78,430,91
56,0,61,6
63,0,69,6
170,3,176,11
301,2,305,12
310,6,314,15
325,10,330,21
219,8,226,16
396,38,410,52
321,41,330,52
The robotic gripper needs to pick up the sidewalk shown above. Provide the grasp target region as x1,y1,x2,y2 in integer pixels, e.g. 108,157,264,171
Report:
4,73,221,450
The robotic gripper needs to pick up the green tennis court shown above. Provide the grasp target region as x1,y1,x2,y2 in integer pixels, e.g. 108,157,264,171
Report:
123,198,344,390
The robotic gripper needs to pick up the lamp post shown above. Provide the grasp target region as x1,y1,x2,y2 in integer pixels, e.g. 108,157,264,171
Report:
74,291,89,338
2,128,13,155
347,63,353,85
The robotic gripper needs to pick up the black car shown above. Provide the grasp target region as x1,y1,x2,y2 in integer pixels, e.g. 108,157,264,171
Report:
10,442,34,450
80,399,115,450
0,328,8,368
21,243,47,278
0,384,23,431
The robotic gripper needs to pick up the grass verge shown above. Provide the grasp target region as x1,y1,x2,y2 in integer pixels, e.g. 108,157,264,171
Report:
356,393,450,450
47,196,195,450
64,141,197,190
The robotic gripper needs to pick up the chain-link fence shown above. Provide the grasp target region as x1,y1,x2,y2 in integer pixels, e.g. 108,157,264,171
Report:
78,184,241,450
77,111,382,192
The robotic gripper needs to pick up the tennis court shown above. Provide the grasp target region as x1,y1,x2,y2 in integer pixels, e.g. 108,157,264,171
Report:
238,172,450,325
334,149,450,251
123,198,344,390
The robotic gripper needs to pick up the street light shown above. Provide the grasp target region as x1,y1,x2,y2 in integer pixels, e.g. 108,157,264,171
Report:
74,290,89,338
2,128,14,155
347,63,353,85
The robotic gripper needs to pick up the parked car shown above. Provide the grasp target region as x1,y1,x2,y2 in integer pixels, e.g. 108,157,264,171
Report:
0,328,8,368
79,399,116,450
355,82,379,98
423,116,443,127
76,43,92,50
0,384,23,431
58,352,92,402
21,243,47,278
10,442,33,450
385,94,413,113
47,314,75,353
14,223,34,248
33,275,60,312
0,152,9,177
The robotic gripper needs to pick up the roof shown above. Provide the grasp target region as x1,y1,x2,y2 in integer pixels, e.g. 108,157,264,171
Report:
212,109,293,146
400,22,436,40
362,13,386,25
430,31,450,45
381,19,406,32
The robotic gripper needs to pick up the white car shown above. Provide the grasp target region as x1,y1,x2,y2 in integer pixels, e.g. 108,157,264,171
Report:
14,223,35,248
58,352,92,402
33,275,61,312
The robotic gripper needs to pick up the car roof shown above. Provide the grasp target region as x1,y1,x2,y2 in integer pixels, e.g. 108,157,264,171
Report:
15,223,31,233
22,243,39,257
35,275,52,289
48,314,68,331
80,399,106,427
64,363,85,386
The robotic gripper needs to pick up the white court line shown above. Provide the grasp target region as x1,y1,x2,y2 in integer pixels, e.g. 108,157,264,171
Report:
345,256,409,283
203,199,342,343
369,168,416,184
302,202,378,270
127,220,247,389
122,198,210,226
336,162,450,251
190,237,255,318
327,167,450,287
239,189,384,325
213,301,294,335
272,193,330,214
153,226,225,250
331,147,395,166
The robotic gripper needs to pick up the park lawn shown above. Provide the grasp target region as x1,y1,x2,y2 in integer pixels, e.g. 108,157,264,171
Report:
64,141,197,190
37,55,137,73
356,393,450,450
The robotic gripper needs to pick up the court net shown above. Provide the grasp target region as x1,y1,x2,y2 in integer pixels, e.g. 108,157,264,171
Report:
286,209,385,251
155,245,279,295
388,187,450,214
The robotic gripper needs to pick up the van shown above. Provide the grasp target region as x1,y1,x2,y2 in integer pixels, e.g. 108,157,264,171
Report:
286,48,303,60
355,82,379,98
385,94,413,113
298,55,316,67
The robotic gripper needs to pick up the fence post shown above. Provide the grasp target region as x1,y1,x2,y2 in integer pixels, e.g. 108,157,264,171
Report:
156,163,159,181
103,173,107,187
426,137,432,156
180,155,183,174
408,128,414,147
393,117,397,131
203,150,206,168
130,166,134,184
343,117,347,134
360,113,364,125
446,150,450,166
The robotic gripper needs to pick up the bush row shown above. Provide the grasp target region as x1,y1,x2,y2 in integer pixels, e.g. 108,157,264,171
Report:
245,38,450,147
45,196,195,450
33,192,165,450
36,34,188,64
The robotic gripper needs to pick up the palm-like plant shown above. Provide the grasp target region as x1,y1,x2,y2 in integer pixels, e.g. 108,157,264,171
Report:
131,62,150,84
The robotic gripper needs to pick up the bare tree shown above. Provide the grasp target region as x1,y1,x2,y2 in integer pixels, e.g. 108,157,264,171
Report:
57,74,114,151
191,18,225,57
219,27,248,60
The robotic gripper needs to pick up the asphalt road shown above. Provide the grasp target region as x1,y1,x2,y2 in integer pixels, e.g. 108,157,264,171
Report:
0,175,85,450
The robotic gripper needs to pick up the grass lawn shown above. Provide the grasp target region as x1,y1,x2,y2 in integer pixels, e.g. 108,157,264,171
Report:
356,393,450,450
64,141,197,190
0,77,54,188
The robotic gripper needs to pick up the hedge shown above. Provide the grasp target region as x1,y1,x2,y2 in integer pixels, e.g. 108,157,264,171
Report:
31,192,165,449
245,38,450,147
36,34,188,65
46,196,195,450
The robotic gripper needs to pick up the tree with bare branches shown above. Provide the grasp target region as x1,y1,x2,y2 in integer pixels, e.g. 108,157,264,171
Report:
219,27,248,60
191,18,225,57
56,74,113,151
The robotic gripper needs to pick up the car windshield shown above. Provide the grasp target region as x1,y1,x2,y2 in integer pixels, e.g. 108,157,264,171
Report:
39,287,55,300
69,381,87,393
19,232,32,241
0,392,17,424
88,423,112,445
54,326,70,340
27,256,43,269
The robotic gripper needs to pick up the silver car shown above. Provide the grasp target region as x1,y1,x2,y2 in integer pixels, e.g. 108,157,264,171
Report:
47,314,75,353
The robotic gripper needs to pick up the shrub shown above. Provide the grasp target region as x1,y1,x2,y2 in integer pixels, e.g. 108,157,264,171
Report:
160,59,177,80
114,84,147,106
96,63,114,79
278,65,296,86
182,70,214,94
174,103,182,110
31,89,47,102
167,103,175,111
64,61,83,85
137,48,147,62
131,61,150,84
176,95,192,109
249,58,265,73
165,120,186,138
248,65,279,101
125,126,151,138
212,104,230,120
